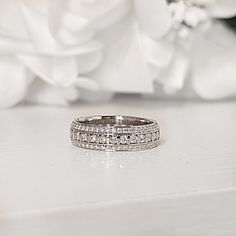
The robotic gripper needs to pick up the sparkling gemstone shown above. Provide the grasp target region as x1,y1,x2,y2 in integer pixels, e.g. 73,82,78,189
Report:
109,136,116,145
82,133,88,142
152,132,157,141
90,134,97,143
120,135,128,144
99,135,106,144
71,131,75,140
146,133,152,142
77,133,83,141
117,128,122,133
130,134,138,144
105,126,113,133
105,145,115,152
139,134,146,143
89,126,94,132
109,127,115,133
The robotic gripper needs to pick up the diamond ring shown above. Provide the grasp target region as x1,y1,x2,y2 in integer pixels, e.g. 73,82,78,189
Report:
70,115,160,151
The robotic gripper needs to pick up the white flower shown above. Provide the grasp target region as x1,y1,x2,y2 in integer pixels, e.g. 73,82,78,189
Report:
1,0,236,107
87,0,172,94
190,0,236,99
0,0,174,107
190,21,236,99
0,0,103,107
154,0,236,98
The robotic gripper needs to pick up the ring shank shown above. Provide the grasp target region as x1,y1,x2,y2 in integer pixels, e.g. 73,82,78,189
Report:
77,115,153,126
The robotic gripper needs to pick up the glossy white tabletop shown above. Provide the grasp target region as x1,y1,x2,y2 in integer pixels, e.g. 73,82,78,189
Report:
0,98,236,235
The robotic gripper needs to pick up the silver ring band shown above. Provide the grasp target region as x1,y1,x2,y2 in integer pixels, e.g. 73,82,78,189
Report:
70,115,160,152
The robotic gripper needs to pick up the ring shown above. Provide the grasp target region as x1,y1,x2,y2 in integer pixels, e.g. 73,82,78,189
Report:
70,115,160,152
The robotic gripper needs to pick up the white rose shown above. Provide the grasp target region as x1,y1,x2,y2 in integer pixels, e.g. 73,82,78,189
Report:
1,0,236,107
0,0,173,107
84,0,172,94
0,0,103,107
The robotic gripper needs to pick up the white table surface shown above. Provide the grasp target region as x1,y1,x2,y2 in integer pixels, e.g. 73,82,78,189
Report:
0,97,236,236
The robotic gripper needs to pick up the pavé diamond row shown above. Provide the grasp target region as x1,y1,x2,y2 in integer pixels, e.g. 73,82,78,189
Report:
70,115,160,151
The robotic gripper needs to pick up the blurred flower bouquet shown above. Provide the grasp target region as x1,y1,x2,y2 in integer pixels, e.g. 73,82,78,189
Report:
0,0,236,107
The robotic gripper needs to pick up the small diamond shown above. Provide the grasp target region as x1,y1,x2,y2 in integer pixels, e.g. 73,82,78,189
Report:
139,134,146,143
120,135,128,144
137,128,142,133
71,131,75,140
89,126,94,132
146,133,152,142
152,132,157,141
90,134,97,143
77,133,82,141
110,127,115,133
110,136,117,145
105,126,114,133
105,145,115,152
99,135,106,144
99,127,104,132
82,133,88,142
130,134,138,144
117,128,122,133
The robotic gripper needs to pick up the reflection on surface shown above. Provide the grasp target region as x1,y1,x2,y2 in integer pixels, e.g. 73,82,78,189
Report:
69,142,164,170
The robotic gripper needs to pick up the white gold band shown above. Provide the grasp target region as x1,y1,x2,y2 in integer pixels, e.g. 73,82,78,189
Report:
70,115,160,152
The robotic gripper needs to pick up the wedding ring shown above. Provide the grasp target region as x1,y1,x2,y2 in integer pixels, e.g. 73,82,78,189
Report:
70,115,160,151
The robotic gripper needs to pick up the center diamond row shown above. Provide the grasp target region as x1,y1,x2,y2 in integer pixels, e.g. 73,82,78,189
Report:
72,132,159,145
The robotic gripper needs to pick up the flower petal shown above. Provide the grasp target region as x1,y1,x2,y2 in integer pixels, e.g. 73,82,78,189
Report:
191,22,236,99
158,46,189,94
209,0,236,18
89,17,154,93
26,76,99,105
20,2,103,54
18,55,79,87
142,34,173,78
47,0,93,45
77,50,103,74
133,0,172,39
74,77,99,91
0,0,28,39
19,3,59,53
0,34,33,54
26,79,80,105
49,0,130,45
0,56,32,107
